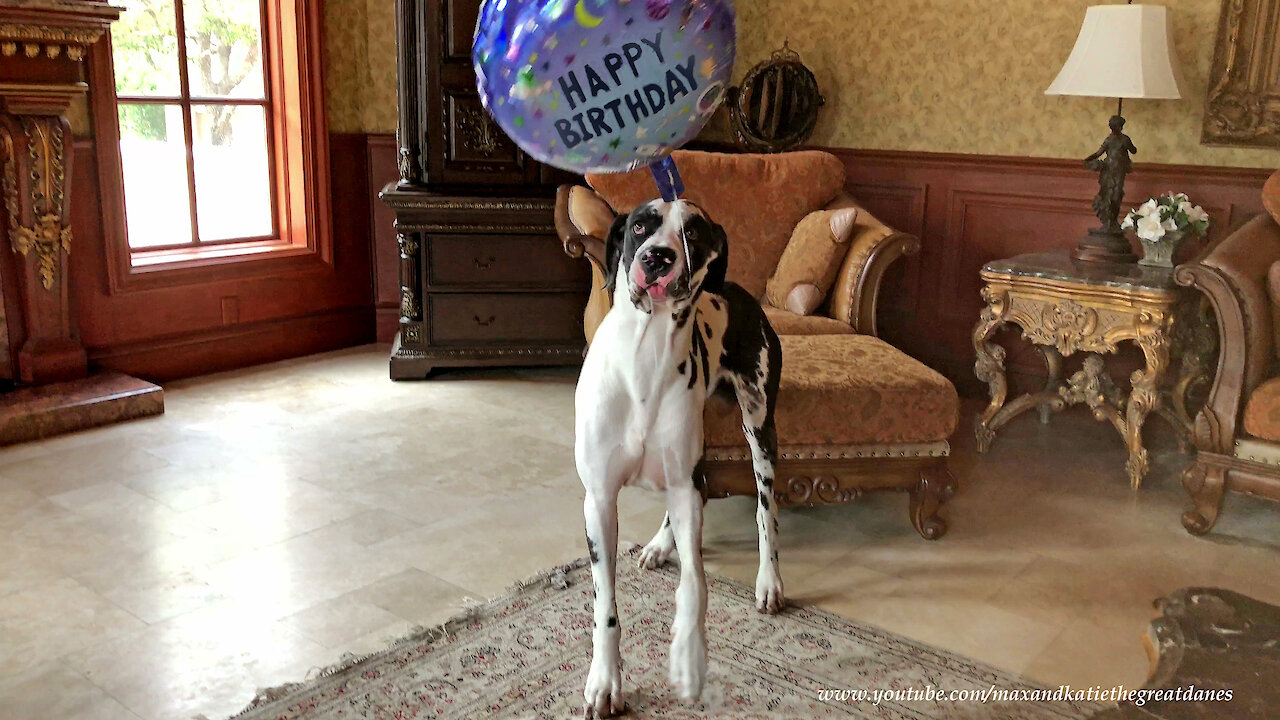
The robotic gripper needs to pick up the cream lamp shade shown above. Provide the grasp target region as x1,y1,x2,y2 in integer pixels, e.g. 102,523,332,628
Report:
1046,4,1186,99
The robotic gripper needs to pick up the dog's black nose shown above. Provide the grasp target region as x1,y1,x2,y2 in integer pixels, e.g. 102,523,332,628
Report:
640,247,676,275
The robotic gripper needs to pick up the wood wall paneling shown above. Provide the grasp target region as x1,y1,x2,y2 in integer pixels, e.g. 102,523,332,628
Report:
360,138,1273,390
367,134,402,342
69,135,376,382
835,149,1272,395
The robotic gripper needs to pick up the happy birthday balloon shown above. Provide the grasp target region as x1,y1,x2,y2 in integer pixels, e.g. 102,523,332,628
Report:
474,0,736,175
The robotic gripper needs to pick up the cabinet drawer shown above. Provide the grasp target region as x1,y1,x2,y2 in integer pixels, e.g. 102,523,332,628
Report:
428,234,588,288
430,293,585,344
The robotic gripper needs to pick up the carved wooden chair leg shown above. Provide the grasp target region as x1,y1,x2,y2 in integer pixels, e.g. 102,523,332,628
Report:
909,460,955,540
1181,462,1226,536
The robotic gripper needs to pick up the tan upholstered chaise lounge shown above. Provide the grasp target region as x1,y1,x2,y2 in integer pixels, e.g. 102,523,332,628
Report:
554,150,960,539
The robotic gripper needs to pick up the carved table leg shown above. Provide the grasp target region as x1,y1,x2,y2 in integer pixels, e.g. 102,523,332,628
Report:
1125,326,1172,489
1038,346,1064,424
973,288,1008,453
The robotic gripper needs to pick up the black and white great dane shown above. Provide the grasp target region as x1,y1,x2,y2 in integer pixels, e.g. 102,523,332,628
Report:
575,198,784,716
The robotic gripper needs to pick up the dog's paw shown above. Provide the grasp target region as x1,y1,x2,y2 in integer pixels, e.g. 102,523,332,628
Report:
755,567,785,614
668,629,707,700
637,536,675,570
583,654,624,718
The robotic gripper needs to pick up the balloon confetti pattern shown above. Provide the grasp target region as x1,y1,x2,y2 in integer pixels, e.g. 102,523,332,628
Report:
474,0,737,174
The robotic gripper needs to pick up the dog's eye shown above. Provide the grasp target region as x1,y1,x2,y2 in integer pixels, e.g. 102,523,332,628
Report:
683,228,698,241
632,223,646,236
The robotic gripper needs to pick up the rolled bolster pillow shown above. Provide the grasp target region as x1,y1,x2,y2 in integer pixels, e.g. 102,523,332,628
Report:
766,206,860,316
568,186,617,239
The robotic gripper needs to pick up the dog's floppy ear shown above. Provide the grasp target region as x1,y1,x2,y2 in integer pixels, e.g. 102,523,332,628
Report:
603,213,628,293
703,221,729,294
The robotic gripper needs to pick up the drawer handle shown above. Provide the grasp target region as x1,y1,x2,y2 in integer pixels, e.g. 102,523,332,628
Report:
473,314,497,327
474,256,497,270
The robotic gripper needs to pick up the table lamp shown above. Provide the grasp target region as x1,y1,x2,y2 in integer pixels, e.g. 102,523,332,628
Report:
1046,3,1186,264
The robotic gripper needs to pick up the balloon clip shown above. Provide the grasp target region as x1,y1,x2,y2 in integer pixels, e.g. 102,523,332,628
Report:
650,156,684,202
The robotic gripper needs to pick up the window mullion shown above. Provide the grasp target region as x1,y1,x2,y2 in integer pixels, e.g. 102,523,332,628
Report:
172,0,201,245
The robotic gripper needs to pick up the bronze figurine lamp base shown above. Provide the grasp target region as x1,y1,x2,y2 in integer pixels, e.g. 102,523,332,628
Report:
1076,106,1138,264
1045,3,1186,264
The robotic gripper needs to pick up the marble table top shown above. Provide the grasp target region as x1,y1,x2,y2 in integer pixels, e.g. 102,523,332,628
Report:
982,250,1180,293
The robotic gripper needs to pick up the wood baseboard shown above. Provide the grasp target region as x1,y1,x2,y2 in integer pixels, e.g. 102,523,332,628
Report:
87,306,375,382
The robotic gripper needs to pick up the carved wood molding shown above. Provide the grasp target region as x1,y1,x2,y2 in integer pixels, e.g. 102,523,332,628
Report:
1202,0,1280,148
2,115,71,290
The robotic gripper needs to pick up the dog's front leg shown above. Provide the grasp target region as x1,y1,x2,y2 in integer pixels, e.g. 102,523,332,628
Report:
583,485,623,718
666,479,707,700
737,382,785,614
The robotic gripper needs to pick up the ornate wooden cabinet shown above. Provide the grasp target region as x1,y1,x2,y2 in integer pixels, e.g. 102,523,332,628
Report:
382,0,588,378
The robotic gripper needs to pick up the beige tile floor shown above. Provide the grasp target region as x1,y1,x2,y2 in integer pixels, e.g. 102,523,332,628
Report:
1,344,1278,719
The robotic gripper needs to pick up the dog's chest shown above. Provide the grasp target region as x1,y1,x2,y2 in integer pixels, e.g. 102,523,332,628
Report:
577,298,730,490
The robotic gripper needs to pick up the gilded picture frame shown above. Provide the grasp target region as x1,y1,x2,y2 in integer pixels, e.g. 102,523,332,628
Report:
1201,0,1280,148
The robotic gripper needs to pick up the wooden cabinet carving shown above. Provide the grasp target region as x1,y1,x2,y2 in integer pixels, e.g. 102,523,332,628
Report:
383,0,587,378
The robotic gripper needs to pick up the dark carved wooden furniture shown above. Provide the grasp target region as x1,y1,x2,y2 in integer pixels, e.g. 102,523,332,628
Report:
381,0,588,378
1202,0,1280,149
1175,204,1280,535
1088,587,1279,720
973,251,1215,489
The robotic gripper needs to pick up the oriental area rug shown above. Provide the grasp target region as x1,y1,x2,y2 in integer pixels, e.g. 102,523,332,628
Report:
228,546,1105,719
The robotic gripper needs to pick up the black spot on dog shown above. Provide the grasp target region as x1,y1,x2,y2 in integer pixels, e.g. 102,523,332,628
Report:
586,533,599,564
607,616,617,628
704,322,713,339
676,360,686,375
758,491,770,511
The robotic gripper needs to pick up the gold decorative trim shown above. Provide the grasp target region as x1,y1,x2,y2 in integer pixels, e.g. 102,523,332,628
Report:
1202,0,1280,148
705,441,951,463
2,117,72,290
393,345,581,359
0,23,103,63
381,197,552,212
398,223,552,234
0,23,104,46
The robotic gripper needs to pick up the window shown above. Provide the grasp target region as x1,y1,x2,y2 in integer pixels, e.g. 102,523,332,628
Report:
111,0,276,250
97,0,328,281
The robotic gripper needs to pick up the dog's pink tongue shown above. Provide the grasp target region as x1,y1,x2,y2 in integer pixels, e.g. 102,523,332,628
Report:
647,284,668,300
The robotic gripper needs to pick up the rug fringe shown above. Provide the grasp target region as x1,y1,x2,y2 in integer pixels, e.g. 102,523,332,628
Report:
218,550,615,720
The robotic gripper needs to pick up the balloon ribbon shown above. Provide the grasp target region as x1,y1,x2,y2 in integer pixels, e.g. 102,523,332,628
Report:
650,156,693,284
649,156,684,202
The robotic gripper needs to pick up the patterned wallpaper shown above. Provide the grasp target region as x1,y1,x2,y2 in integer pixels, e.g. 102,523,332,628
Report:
324,0,398,134
324,0,1280,169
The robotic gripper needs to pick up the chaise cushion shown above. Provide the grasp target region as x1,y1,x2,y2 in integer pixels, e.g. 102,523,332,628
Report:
762,306,854,336
703,334,959,449
1244,377,1280,441
585,150,846,298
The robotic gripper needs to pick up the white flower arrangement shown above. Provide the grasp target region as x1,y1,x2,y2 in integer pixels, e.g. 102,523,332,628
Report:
1121,192,1210,242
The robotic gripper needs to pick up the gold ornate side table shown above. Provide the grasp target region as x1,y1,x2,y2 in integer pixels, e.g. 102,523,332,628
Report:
973,251,1213,489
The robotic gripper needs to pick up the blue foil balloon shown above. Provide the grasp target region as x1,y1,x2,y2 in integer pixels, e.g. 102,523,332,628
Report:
474,0,736,175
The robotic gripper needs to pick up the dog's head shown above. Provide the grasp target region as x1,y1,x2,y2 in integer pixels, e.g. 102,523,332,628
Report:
603,199,728,312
